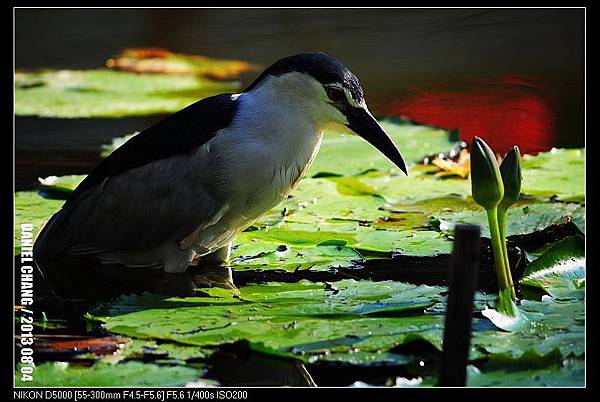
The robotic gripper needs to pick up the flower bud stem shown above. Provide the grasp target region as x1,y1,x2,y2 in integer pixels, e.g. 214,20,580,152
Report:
497,207,516,300
486,207,511,294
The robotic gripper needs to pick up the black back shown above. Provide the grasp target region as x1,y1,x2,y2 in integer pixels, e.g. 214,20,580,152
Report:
65,93,238,205
244,52,364,103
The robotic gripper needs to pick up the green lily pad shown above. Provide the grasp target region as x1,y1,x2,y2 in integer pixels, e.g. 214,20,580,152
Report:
14,361,203,387
239,224,452,257
434,203,585,239
14,191,64,255
231,243,363,272
15,69,238,118
520,236,585,298
307,120,458,176
90,280,447,362
89,278,584,386
472,297,584,359
520,148,585,203
467,356,584,387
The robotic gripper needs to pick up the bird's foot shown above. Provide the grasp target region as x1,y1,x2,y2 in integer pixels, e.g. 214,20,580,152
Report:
187,264,238,291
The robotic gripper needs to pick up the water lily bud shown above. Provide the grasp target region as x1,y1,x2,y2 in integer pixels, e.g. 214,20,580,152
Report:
499,146,522,211
470,137,504,210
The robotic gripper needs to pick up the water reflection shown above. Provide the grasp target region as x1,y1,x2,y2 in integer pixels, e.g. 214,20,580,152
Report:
15,8,584,189
382,75,557,154
37,255,236,302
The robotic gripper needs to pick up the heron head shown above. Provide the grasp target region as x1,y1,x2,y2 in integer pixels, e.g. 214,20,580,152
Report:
243,53,407,175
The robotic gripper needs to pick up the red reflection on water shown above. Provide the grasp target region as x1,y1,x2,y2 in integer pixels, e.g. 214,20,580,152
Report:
381,76,554,154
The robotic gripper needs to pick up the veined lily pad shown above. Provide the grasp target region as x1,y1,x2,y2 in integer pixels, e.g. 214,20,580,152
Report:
308,120,457,176
89,278,584,383
433,203,585,239
520,148,585,203
472,297,584,359
89,280,447,361
239,224,453,257
231,243,363,272
15,69,238,118
520,236,585,298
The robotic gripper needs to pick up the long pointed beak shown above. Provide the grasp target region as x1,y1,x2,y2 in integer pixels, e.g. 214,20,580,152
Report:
345,107,408,175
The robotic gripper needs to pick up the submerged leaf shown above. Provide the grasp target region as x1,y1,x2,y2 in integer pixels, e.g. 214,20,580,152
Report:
430,148,471,178
106,48,257,80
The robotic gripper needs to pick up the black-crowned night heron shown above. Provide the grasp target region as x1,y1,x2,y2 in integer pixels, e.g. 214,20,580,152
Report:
33,53,407,298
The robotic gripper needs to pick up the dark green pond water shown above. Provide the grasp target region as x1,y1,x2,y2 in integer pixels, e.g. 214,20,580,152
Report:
15,8,584,190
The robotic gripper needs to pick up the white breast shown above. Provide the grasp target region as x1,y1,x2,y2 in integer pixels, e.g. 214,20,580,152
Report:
211,87,325,216
180,81,326,259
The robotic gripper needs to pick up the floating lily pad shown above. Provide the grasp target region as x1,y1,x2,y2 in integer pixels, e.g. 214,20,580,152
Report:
308,120,458,176
89,277,584,387
239,224,453,257
433,203,585,239
90,280,447,362
231,243,363,272
14,361,203,387
15,69,238,118
472,297,584,359
520,236,585,298
14,191,64,255
520,148,585,203
361,169,472,204
467,356,584,387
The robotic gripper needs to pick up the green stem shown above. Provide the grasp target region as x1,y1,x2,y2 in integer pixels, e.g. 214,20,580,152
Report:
497,208,516,300
486,207,510,293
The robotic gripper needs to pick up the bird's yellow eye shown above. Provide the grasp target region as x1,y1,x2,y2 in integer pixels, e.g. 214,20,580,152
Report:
325,86,346,103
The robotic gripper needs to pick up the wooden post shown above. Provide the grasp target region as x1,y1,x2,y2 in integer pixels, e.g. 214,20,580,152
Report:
438,224,481,387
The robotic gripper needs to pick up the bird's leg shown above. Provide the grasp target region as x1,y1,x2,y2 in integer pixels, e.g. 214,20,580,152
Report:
188,243,237,290
192,243,232,264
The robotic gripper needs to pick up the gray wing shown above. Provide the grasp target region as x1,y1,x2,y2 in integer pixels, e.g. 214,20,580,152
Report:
36,145,224,262
34,93,238,263
72,149,223,251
